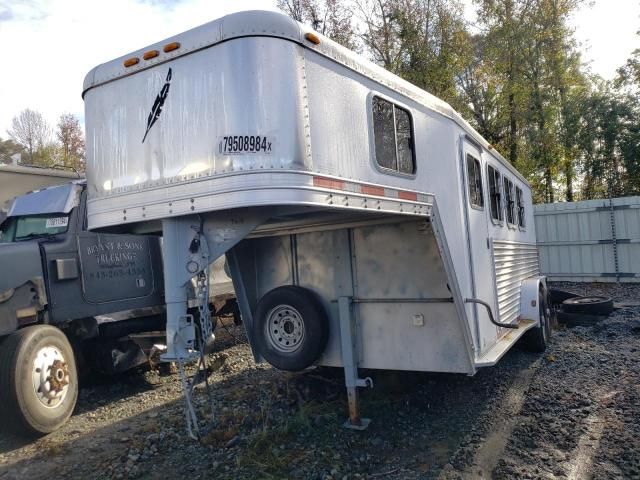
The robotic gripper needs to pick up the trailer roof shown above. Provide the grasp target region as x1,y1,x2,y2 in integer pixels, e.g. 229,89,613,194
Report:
83,10,528,186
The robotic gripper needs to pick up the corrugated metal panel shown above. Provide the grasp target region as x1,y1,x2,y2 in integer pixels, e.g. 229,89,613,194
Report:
534,196,640,282
492,241,539,323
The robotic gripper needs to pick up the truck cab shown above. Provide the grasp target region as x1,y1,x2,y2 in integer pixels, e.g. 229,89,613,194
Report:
0,181,167,435
0,181,166,333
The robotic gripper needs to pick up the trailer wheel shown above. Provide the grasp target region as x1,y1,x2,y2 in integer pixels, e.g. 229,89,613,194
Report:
253,286,329,371
522,289,552,352
0,325,78,435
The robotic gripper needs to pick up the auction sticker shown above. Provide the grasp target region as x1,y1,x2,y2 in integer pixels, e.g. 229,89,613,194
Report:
45,217,69,229
218,135,274,155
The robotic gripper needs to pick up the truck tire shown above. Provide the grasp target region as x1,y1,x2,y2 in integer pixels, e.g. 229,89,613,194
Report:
253,286,329,372
522,289,552,352
562,296,614,315
0,325,78,436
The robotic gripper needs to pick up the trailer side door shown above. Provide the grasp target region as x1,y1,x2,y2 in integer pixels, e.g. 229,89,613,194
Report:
460,139,497,354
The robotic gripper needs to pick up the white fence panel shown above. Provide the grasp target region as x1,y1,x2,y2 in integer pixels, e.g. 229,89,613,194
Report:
534,196,640,282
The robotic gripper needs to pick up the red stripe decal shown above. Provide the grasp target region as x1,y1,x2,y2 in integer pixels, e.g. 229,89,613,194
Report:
313,176,345,190
361,185,385,196
398,190,418,201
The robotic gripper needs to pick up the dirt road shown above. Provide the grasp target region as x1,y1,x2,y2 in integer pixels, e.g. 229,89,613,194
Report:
1,283,639,479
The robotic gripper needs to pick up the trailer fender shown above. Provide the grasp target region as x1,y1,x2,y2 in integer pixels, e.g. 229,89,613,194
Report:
519,276,547,326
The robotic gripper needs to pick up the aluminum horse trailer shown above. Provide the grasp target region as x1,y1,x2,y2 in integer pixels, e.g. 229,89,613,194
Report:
82,10,551,431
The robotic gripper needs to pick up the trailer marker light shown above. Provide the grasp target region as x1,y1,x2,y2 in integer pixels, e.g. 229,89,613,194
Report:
305,32,321,45
123,57,139,67
163,41,181,53
143,49,159,60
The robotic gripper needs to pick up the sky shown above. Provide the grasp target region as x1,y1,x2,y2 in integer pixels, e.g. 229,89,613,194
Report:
0,0,638,138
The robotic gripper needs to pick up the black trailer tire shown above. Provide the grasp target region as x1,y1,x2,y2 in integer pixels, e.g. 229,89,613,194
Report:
562,296,614,315
0,325,78,436
522,289,552,352
253,286,329,372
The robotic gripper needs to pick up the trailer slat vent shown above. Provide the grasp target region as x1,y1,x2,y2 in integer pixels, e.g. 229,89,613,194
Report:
492,241,539,325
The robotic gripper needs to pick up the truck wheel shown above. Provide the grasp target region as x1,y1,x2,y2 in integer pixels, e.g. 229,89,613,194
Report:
253,286,329,371
0,325,78,435
522,289,552,353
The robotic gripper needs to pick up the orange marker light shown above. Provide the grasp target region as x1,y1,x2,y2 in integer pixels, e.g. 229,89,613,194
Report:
123,57,139,67
305,32,320,45
163,42,181,53
143,49,159,60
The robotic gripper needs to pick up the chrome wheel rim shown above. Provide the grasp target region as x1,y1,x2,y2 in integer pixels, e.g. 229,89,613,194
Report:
32,346,70,408
265,305,305,353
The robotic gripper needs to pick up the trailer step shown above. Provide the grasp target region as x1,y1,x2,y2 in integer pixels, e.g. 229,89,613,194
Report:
474,319,536,367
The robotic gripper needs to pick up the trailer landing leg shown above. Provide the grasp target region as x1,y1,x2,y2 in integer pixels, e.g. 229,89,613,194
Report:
338,296,372,430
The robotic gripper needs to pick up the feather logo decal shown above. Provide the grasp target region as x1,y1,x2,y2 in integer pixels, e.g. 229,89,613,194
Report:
142,68,172,143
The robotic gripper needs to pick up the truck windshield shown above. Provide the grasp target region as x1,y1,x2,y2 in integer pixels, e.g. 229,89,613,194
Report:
0,214,70,242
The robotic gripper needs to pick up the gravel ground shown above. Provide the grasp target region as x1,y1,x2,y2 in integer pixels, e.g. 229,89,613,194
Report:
1,283,639,480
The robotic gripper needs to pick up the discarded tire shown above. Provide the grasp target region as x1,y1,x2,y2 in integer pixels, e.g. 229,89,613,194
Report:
253,285,329,372
548,288,580,306
562,296,614,315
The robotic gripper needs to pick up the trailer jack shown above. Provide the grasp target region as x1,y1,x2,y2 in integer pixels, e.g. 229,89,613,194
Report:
338,296,373,430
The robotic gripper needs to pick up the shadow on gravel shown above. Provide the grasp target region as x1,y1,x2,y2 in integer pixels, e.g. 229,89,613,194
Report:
0,339,544,480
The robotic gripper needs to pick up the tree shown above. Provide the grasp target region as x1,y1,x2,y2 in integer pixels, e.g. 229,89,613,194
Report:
56,113,85,172
7,109,52,165
616,30,640,89
0,137,23,165
575,84,640,200
277,0,358,49
473,0,586,202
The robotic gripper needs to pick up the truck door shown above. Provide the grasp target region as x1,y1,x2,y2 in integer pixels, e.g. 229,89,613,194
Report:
461,139,497,354
41,193,86,322
44,190,164,322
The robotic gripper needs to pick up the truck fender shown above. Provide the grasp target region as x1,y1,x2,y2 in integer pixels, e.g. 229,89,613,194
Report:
0,278,47,336
519,276,547,326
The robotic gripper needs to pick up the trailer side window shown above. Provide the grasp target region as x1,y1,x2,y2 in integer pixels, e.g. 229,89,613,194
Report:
504,178,516,225
372,96,415,175
466,154,484,209
487,165,503,222
516,186,525,228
